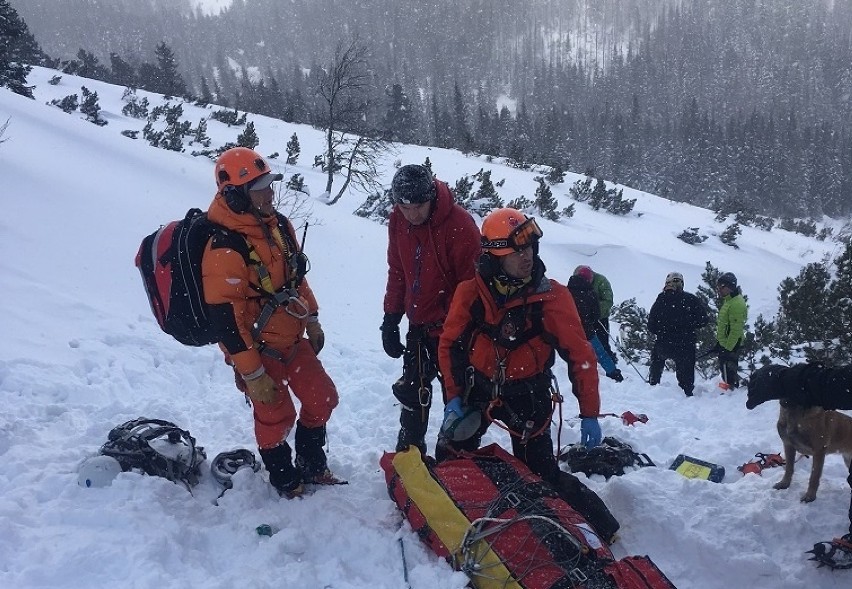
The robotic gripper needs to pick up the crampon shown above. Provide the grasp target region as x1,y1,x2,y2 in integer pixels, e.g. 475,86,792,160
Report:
285,471,348,498
807,535,852,569
303,469,348,486
737,452,785,476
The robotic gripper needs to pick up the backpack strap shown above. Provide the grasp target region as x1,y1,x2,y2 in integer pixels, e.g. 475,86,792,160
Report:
275,212,308,287
467,298,548,350
449,298,485,394
209,225,251,263
470,298,561,351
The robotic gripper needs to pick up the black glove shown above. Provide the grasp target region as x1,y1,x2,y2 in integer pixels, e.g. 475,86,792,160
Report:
380,312,405,359
698,342,723,359
606,369,624,383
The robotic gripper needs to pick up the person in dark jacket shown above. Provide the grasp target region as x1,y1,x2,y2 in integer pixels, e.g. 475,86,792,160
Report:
647,272,709,396
566,274,623,382
574,265,617,363
747,363,852,548
380,164,480,454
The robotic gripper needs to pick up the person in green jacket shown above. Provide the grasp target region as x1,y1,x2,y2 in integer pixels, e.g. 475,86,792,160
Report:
714,272,747,388
574,265,617,363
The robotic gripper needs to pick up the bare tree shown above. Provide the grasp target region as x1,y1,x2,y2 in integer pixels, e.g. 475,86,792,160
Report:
0,118,9,145
327,134,392,204
272,168,319,231
313,37,389,203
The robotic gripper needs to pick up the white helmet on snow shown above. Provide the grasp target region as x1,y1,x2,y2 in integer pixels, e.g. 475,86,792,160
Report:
78,455,122,488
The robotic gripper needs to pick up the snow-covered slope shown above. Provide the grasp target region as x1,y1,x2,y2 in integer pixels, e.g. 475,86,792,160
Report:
0,67,848,588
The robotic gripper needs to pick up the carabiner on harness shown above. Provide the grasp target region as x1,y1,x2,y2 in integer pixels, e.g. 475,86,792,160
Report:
416,342,432,417
268,286,310,319
491,361,506,401
520,420,535,445
462,365,475,404
282,289,310,319
251,288,310,341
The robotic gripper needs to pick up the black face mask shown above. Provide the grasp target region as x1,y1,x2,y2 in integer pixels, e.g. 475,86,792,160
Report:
223,185,251,214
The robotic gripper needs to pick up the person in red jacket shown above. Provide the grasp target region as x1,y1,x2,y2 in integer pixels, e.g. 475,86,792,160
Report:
380,164,480,454
202,147,339,499
436,208,619,543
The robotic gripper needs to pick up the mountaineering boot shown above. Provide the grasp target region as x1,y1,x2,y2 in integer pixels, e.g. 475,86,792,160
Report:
720,359,740,389
294,421,344,485
258,443,303,498
434,434,452,462
553,470,620,544
396,406,428,454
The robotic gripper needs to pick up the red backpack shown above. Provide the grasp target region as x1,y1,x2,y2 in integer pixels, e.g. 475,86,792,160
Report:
135,208,247,346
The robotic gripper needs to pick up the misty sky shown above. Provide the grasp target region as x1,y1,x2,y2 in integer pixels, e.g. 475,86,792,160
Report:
188,0,231,16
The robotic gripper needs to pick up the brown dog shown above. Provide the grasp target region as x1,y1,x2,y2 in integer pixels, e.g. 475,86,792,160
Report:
774,401,852,502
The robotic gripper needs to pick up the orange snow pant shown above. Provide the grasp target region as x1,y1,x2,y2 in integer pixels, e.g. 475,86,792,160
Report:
239,339,339,449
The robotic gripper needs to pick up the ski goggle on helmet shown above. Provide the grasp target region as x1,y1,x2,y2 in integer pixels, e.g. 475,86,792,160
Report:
480,208,543,256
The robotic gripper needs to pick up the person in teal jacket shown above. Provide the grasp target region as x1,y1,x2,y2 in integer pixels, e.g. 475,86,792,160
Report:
714,272,747,388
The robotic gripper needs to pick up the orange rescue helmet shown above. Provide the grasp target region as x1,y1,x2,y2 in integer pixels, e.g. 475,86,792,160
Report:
215,147,273,190
480,208,543,256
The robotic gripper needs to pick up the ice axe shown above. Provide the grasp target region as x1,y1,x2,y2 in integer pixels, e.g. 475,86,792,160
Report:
599,411,649,426
607,330,651,383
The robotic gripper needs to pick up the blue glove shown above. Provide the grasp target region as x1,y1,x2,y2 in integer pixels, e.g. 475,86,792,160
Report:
580,417,602,449
444,397,464,420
